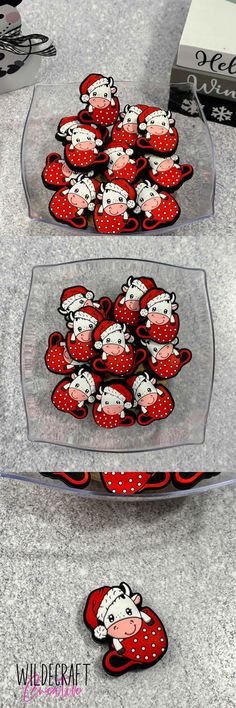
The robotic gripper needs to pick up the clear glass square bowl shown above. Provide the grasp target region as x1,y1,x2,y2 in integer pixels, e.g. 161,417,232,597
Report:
21,81,215,236
21,257,214,454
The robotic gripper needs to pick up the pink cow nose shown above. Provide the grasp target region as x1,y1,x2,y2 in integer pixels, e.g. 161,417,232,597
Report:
124,123,137,134
106,203,126,216
69,387,87,401
104,404,123,416
140,392,157,406
148,125,168,135
90,97,110,108
63,349,72,364
62,162,72,177
77,140,96,151
108,616,142,638
142,196,161,212
157,344,173,359
68,194,88,208
77,330,92,342
149,312,169,325
158,158,173,172
103,343,124,356
126,299,139,311
113,155,129,170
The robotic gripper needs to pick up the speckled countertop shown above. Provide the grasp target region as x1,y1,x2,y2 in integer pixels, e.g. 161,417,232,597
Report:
0,0,235,705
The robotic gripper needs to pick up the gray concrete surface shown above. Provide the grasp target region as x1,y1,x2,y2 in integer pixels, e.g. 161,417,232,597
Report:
0,1,235,706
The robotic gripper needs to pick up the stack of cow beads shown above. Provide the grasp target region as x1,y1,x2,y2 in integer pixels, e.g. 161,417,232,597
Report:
45,276,192,429
42,72,193,234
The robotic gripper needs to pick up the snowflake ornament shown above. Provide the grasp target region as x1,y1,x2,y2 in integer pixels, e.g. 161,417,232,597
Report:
211,105,233,123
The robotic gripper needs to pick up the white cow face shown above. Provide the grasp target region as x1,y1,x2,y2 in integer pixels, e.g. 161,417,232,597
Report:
147,298,177,326
67,372,92,402
135,378,158,408
69,127,96,151
146,111,172,136
136,183,161,213
121,105,140,134
98,388,124,417
144,339,177,362
107,147,131,172
88,79,116,109
102,327,129,356
104,593,142,639
99,188,128,217
68,313,95,342
62,179,93,210
145,153,176,174
122,283,143,311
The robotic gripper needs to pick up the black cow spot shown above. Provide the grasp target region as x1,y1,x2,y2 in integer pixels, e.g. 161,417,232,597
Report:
7,59,24,73
0,52,5,60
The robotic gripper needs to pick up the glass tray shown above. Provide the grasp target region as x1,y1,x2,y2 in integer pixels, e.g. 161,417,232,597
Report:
21,257,214,453
1,471,235,500
21,81,215,236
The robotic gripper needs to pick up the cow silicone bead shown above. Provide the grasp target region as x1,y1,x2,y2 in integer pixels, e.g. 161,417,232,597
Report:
78,73,120,126
57,116,108,171
52,369,101,420
84,581,168,676
127,372,174,426
136,288,179,343
137,107,178,155
93,382,135,429
45,332,76,375
58,285,112,319
101,472,172,495
49,174,100,229
94,179,139,234
113,276,156,328
134,181,180,231
145,153,193,191
104,141,147,184
92,319,146,376
66,306,104,363
111,104,148,147
141,338,192,379
42,153,78,190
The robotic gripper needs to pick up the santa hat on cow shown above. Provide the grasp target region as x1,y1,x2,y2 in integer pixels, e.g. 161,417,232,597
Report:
57,115,80,137
70,305,104,341
140,288,178,324
97,382,133,415
84,585,126,639
105,141,134,158
59,285,95,315
138,106,174,135
98,179,136,213
120,276,156,305
58,117,103,146
93,319,130,352
80,73,117,105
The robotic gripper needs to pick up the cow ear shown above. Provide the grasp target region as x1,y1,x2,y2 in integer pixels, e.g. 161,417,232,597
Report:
67,322,73,329
66,135,72,141
150,377,156,384
72,373,77,379
120,582,131,596
97,193,103,201
70,179,76,186
124,332,130,340
131,593,141,605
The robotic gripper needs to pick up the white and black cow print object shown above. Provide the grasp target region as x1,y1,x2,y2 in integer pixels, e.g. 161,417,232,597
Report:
84,581,168,676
